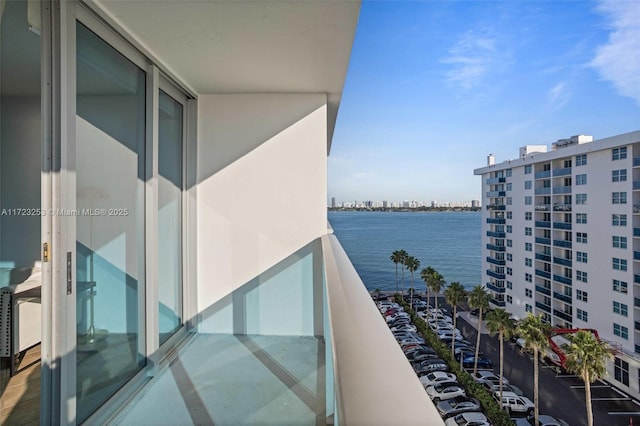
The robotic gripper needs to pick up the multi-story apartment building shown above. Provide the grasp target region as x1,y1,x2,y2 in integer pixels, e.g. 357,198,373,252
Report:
475,130,640,399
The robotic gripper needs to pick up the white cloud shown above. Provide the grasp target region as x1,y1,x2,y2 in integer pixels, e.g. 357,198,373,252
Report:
442,31,498,89
591,0,640,105
547,82,569,110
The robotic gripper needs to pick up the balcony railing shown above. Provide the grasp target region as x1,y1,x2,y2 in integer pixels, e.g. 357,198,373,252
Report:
535,253,551,262
535,237,551,245
635,274,640,284
634,181,640,191
535,205,550,211
635,321,640,332
553,186,572,194
486,282,506,293
491,298,506,307
553,240,572,248
553,204,572,212
535,170,551,179
535,285,551,296
634,227,640,237
634,251,640,261
553,222,572,230
535,221,551,228
553,167,572,177
553,309,573,322
487,217,506,224
553,257,572,267
487,244,506,252
486,177,506,184
486,191,507,198
535,188,551,195
553,292,572,304
487,204,506,210
487,231,506,238
535,269,551,279
486,256,506,266
553,274,572,286
487,269,506,280
535,301,551,313
322,234,443,424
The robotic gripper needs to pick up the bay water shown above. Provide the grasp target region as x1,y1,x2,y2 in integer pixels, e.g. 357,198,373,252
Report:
328,210,481,292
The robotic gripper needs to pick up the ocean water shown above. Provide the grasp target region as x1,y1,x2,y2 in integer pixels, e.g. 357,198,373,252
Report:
328,211,481,292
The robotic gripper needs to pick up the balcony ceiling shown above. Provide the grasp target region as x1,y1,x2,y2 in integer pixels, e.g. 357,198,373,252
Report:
94,0,361,149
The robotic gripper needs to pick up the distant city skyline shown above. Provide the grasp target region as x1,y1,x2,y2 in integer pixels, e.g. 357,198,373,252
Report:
329,197,481,209
328,0,640,204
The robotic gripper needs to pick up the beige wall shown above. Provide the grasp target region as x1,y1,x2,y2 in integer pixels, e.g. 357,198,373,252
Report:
196,93,328,333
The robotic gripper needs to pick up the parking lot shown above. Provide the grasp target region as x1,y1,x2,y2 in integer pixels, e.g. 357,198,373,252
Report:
456,306,640,426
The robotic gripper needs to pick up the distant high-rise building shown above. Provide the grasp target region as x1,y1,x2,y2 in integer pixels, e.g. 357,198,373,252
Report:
331,197,336,208
475,130,640,400
471,199,480,208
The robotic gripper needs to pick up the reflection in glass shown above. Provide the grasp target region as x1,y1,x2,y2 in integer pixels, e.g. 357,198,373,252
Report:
75,22,145,422
158,90,183,344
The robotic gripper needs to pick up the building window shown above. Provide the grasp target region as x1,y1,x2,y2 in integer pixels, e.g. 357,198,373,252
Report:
506,182,512,191
506,169,512,177
525,273,532,283
525,227,532,236
577,290,588,302
507,197,513,205
576,154,587,166
576,174,587,185
612,169,627,182
615,357,630,385
525,258,532,267
576,194,587,205
614,301,629,317
576,232,587,243
576,251,588,263
576,270,588,283
525,165,532,174
525,304,533,313
576,213,587,224
507,281,513,290
507,295,513,304
613,257,628,271
612,147,627,161
613,324,629,340
613,214,627,226
507,253,513,261
525,288,532,298
612,192,627,204
577,309,588,322
506,267,513,276
507,225,513,233
507,239,512,247
525,242,532,251
613,236,628,249
525,212,532,220
613,280,628,294
506,211,512,219
525,180,532,190
525,196,532,205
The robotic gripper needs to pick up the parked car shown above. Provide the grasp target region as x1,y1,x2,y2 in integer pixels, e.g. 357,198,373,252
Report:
459,353,493,369
414,359,449,375
390,324,417,333
483,381,523,396
403,344,434,355
438,331,463,342
469,308,490,318
471,370,510,385
444,412,490,426
406,348,437,360
411,352,440,363
425,383,466,402
493,391,534,416
436,396,481,418
419,371,457,387
526,414,570,426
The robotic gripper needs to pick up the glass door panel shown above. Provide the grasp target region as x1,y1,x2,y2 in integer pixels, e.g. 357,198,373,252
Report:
158,89,183,344
75,22,146,422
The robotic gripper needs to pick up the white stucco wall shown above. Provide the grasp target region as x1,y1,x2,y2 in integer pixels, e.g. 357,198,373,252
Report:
196,93,328,335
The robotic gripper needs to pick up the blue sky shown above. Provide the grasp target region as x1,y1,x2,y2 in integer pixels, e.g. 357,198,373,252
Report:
329,0,640,204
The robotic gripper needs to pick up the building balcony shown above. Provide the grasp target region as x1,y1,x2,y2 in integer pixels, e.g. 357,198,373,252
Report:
634,181,640,191
535,285,551,296
553,292,573,304
535,188,551,195
486,191,507,197
553,167,572,177
553,222,572,230
553,309,573,322
486,256,506,266
486,244,506,252
118,235,442,425
553,274,572,286
553,186,572,194
487,217,506,224
491,298,506,307
486,282,506,293
487,204,506,210
552,204,572,212
634,227,640,237
486,269,506,280
635,321,640,332
535,205,550,211
553,257,572,267
535,301,551,313
535,221,551,228
635,274,640,285
486,231,506,238
486,177,506,184
535,237,551,245
634,251,640,261
535,253,551,262
535,269,552,279
634,297,640,308
553,240,572,248
535,170,551,179
633,157,640,167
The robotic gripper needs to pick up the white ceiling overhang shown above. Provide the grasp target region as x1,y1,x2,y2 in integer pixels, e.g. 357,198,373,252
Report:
92,0,361,151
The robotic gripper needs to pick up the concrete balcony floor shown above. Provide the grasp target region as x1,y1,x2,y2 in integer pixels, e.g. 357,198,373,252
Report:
116,334,326,425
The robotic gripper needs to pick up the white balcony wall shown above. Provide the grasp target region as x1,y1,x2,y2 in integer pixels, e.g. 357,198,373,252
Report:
196,94,327,336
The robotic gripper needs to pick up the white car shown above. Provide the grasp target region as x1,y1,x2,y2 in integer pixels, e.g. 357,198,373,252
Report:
420,371,457,388
437,331,463,342
493,391,534,415
472,370,510,385
390,324,417,333
426,383,466,402
444,412,490,426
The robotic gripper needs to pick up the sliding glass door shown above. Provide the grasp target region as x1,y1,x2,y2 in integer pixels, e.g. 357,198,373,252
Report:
75,21,146,422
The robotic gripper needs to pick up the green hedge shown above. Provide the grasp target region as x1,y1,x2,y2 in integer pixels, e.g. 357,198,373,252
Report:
394,295,513,426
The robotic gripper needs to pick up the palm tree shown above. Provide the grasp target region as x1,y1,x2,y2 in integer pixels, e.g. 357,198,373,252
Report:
398,249,408,294
563,330,613,426
444,282,467,358
485,308,516,410
428,270,445,313
517,313,551,425
467,285,490,375
390,250,405,294
420,266,435,308
404,255,420,310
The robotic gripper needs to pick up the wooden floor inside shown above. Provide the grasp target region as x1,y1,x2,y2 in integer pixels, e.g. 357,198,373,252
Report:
0,344,41,426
